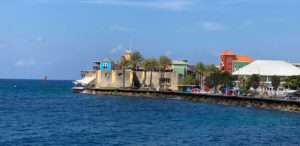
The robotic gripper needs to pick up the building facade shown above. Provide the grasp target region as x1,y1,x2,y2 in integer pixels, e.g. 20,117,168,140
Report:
172,60,193,77
80,70,180,91
232,61,251,73
220,51,237,73
220,51,254,73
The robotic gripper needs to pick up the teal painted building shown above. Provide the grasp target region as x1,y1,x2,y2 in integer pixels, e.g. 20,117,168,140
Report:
232,61,251,72
93,58,114,71
172,60,193,77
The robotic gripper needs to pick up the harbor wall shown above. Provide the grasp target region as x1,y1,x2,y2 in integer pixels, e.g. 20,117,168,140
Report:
74,88,300,112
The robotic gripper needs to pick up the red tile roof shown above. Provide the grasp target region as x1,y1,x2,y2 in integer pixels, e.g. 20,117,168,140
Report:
221,50,236,55
236,54,255,62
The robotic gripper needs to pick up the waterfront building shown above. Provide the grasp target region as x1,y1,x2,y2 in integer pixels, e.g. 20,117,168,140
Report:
232,55,255,72
232,60,300,95
172,60,193,77
93,58,115,71
232,60,300,77
75,52,181,91
75,69,180,91
100,58,113,71
220,50,254,73
220,51,236,73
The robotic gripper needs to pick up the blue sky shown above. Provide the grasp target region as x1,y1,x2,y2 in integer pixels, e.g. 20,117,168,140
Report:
1,0,300,80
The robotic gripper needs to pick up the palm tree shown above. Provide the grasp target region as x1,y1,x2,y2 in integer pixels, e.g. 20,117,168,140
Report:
249,74,260,97
205,70,222,93
119,59,131,88
204,64,219,77
193,62,206,91
158,56,172,91
130,51,144,88
179,75,196,85
271,76,281,98
220,72,234,95
141,59,152,88
203,64,219,91
284,75,300,90
238,75,250,95
147,59,158,89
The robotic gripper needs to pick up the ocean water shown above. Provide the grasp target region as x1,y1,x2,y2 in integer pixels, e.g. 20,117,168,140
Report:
1,79,300,145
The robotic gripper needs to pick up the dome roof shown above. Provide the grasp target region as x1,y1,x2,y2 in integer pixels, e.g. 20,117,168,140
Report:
232,60,300,76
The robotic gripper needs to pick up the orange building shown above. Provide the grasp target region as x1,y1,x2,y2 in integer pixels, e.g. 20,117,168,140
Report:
220,51,254,73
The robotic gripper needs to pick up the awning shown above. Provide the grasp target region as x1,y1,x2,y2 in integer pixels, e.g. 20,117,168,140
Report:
73,77,96,86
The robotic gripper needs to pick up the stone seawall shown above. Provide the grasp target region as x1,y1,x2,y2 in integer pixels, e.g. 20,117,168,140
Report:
74,88,300,112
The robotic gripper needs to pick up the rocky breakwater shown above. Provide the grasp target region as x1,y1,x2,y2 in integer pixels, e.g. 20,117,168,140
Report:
76,88,300,112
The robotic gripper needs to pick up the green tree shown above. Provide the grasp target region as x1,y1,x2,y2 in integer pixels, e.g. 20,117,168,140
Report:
193,62,206,91
141,59,154,87
238,76,250,90
205,70,222,93
119,60,131,88
179,75,196,85
147,59,159,89
204,64,219,77
219,72,234,94
158,56,172,91
130,51,144,88
249,74,260,96
238,76,250,95
220,72,234,87
271,76,281,97
203,64,219,92
284,75,300,89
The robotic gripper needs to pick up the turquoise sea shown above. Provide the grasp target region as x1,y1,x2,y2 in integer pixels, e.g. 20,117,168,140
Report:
1,79,300,145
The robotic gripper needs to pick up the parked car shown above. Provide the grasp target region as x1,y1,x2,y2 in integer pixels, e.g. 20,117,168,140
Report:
191,88,201,93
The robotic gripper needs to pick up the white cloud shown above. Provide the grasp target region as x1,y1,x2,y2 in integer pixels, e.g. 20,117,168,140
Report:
15,59,37,67
30,36,47,43
197,21,225,31
80,0,195,10
238,20,254,29
35,36,47,42
109,25,135,32
110,45,123,54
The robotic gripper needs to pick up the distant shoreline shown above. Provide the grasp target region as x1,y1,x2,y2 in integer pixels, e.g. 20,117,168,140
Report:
73,88,300,112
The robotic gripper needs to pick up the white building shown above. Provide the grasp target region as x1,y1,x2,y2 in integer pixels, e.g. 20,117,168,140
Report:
232,60,300,96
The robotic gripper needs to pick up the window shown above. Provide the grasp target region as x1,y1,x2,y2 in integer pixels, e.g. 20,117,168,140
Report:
118,73,123,76
160,78,171,85
103,63,108,69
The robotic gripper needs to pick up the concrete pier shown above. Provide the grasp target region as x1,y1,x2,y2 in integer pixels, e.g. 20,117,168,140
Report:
73,88,300,112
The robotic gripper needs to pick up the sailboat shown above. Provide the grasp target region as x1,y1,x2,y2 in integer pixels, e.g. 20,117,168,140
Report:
44,75,48,82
